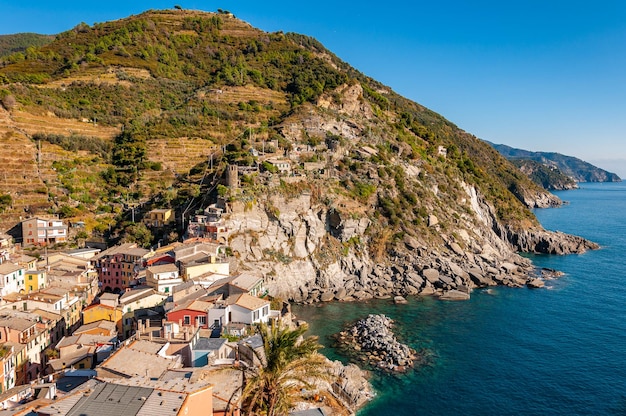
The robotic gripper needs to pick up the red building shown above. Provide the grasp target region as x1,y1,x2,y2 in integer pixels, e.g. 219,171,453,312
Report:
93,243,149,293
166,299,213,329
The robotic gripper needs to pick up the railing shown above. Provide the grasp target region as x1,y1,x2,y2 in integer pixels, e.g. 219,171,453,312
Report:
331,381,358,410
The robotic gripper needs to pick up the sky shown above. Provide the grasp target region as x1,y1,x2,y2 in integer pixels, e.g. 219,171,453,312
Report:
1,0,626,177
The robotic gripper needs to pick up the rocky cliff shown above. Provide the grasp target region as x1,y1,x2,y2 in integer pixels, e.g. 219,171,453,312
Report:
226,174,595,303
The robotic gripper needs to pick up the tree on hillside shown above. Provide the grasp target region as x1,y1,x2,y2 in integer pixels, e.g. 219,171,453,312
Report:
111,128,147,186
242,321,331,416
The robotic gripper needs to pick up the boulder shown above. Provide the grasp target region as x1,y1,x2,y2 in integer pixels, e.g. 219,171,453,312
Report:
394,296,408,304
439,289,470,301
335,287,348,300
527,278,545,288
449,242,465,256
320,290,335,302
422,268,440,283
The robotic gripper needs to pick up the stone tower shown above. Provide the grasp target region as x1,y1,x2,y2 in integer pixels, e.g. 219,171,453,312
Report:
227,164,238,188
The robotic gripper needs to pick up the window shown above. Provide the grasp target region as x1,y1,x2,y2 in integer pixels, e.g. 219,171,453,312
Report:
253,310,259,321
197,316,206,325
183,315,191,325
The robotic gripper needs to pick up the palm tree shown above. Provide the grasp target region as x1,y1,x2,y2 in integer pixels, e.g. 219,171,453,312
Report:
241,320,330,416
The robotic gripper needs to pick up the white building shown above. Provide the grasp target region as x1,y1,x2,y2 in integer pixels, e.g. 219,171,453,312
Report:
145,263,183,294
207,293,271,329
21,217,68,246
0,263,26,296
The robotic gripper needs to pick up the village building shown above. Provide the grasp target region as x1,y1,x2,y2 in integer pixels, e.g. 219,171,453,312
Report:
186,205,229,243
24,270,47,293
64,247,101,259
31,309,67,347
143,208,175,228
20,217,68,246
93,243,150,293
190,336,232,367
13,254,37,272
0,312,48,384
0,263,26,297
35,378,214,416
118,287,167,339
41,253,99,305
265,158,292,174
0,344,16,393
72,320,117,337
47,331,117,373
145,263,182,294
81,303,123,337
96,339,183,379
174,242,230,279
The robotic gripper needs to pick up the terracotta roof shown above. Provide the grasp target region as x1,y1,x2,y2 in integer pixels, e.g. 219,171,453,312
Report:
0,262,24,275
170,299,212,313
147,263,178,274
82,303,116,311
0,316,36,331
230,273,263,290
73,320,117,334
230,293,269,311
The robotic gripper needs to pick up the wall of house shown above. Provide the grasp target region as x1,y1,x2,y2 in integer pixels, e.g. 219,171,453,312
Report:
229,306,253,324
167,310,208,329
208,308,228,327
82,306,123,334
179,387,214,416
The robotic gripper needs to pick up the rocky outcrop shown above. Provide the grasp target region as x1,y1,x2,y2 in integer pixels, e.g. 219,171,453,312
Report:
334,314,416,372
505,228,600,254
225,179,597,303
325,360,375,410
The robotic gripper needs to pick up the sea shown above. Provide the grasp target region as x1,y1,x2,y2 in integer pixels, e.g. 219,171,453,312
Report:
292,182,626,415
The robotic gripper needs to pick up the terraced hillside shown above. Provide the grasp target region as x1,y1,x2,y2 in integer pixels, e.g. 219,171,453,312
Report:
0,8,560,253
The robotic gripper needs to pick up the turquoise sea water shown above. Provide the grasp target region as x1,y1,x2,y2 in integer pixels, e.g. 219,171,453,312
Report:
293,182,626,415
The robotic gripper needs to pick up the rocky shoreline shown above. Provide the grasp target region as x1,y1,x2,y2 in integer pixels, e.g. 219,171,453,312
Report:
334,314,417,373
227,185,599,305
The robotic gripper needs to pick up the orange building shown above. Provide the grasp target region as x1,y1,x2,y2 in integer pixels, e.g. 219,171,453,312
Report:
81,303,123,335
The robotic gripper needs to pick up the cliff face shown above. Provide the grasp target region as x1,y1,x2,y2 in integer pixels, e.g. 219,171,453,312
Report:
225,179,594,303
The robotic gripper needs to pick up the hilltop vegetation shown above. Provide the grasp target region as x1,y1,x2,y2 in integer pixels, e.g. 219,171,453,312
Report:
0,33,54,58
0,8,557,252
511,159,578,191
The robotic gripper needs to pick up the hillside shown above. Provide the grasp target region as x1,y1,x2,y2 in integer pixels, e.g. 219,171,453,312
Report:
0,9,597,301
0,33,54,57
511,159,578,191
488,141,621,184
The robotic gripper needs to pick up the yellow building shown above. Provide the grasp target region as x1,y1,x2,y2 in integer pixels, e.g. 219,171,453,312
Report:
25,270,47,293
143,208,174,228
81,304,124,335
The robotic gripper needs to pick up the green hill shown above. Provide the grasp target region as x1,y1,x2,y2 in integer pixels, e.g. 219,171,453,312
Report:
0,33,54,57
511,159,578,191
488,141,621,183
0,8,562,251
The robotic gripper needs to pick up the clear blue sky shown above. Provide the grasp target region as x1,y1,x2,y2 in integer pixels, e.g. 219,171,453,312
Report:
2,0,626,177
